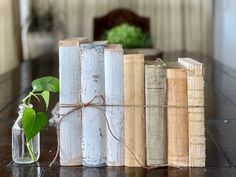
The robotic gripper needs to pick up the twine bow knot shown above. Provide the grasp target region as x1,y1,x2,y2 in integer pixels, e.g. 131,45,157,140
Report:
50,95,144,167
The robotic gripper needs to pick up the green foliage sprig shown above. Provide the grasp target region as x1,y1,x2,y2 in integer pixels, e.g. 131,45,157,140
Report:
104,23,152,49
21,76,59,161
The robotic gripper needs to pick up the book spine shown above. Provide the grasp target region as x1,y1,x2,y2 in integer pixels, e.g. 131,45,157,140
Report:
59,38,87,166
104,45,125,166
178,58,206,167
178,58,205,167
124,54,145,167
167,68,189,167
80,43,106,166
145,64,167,166
188,106,205,167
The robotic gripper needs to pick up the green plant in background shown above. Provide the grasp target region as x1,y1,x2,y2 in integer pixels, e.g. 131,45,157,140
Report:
21,76,59,161
104,23,152,49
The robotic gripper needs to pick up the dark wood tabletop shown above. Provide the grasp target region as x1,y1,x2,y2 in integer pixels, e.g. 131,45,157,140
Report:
0,52,236,177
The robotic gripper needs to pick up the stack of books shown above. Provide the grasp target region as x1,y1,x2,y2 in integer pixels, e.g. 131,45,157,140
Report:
59,37,205,167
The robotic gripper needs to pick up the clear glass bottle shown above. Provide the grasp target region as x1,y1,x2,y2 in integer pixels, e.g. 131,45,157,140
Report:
12,104,40,164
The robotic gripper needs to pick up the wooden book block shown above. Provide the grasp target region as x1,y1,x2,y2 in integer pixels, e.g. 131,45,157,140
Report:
59,37,87,166
167,62,189,167
145,59,167,166
104,44,125,166
80,41,107,166
178,58,206,167
124,54,145,167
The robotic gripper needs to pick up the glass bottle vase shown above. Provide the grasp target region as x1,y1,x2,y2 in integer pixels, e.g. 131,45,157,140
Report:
12,104,40,164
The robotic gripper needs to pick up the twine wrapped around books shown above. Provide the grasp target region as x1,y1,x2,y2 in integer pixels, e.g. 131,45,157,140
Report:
49,94,204,168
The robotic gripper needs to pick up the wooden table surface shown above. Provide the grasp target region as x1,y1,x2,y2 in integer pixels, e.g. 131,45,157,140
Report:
0,52,236,177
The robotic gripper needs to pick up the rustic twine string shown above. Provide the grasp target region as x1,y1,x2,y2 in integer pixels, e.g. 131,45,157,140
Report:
49,95,204,169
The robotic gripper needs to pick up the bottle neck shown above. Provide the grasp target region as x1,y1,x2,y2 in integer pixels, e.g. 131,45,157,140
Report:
15,104,33,129
18,104,25,119
17,104,33,119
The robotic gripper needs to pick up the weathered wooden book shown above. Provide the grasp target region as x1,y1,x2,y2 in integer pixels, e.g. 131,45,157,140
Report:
59,37,87,166
145,59,167,166
167,62,189,167
178,58,205,167
80,41,107,167
104,44,125,166
124,54,145,167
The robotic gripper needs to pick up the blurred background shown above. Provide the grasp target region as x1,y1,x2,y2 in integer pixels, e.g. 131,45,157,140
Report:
0,0,235,86
0,1,236,173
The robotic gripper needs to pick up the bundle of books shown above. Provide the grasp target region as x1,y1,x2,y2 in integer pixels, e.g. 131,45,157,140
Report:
59,37,205,167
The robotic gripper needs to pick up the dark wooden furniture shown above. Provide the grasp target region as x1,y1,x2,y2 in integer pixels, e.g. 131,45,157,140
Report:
0,52,236,176
93,8,150,40
93,9,163,60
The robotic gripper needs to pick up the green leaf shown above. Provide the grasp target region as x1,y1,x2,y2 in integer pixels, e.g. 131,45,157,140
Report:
31,76,59,93
22,108,48,141
41,91,50,110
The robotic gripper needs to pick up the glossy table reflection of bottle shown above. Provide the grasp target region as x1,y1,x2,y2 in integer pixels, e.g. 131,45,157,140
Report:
11,163,41,177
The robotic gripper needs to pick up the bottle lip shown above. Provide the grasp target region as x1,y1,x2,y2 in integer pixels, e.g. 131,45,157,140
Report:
19,104,33,109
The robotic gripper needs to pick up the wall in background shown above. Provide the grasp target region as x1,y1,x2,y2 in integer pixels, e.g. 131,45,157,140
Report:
214,0,236,104
66,0,213,56
27,0,213,56
214,0,236,70
0,0,21,74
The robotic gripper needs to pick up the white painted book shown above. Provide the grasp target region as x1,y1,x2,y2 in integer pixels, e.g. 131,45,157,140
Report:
104,44,124,166
59,37,87,166
80,41,107,167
